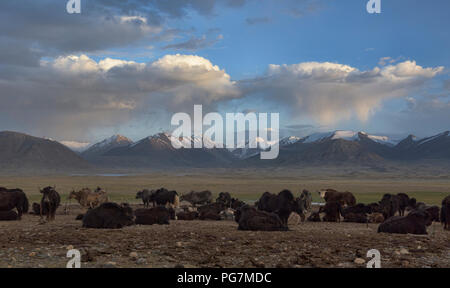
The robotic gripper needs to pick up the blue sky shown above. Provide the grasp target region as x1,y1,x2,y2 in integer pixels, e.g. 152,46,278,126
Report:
0,0,449,143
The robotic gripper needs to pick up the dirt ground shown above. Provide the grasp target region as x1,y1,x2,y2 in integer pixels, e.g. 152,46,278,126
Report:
0,204,448,268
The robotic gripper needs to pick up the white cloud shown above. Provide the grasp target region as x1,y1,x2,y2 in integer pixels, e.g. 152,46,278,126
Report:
242,61,444,125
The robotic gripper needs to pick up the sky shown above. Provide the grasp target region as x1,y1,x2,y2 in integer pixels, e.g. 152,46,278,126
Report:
0,0,449,145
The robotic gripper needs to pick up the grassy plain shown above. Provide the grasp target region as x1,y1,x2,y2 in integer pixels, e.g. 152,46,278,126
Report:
1,168,449,205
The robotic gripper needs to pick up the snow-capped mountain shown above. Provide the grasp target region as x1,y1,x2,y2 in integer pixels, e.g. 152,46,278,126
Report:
1,129,450,172
302,130,398,146
82,135,133,159
60,141,91,152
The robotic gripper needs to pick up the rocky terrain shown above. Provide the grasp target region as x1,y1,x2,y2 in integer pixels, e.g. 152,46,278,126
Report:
0,204,448,268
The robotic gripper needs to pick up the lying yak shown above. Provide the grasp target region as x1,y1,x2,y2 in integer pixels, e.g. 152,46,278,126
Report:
378,210,431,235
135,207,172,225
318,189,356,207
82,202,134,229
0,187,29,219
176,211,199,221
341,203,372,217
0,210,18,221
235,205,288,231
257,190,299,225
441,195,450,230
343,213,368,223
422,206,440,222
197,202,226,220
180,190,212,206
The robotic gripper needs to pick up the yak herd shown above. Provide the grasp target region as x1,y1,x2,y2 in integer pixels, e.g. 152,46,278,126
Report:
0,185,449,236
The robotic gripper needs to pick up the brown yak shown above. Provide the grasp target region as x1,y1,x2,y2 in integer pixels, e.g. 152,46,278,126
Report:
318,189,356,207
69,187,108,209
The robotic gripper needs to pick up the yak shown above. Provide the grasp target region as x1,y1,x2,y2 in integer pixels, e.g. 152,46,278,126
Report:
180,190,212,206
319,201,343,222
197,202,226,220
69,188,108,209
135,207,171,225
318,189,356,207
441,195,450,230
136,189,152,208
307,212,321,222
379,194,401,219
378,210,431,235
235,205,288,231
150,188,179,208
257,190,299,225
40,186,60,221
176,211,199,221
82,202,134,229
0,187,29,219
0,210,18,221
216,192,232,207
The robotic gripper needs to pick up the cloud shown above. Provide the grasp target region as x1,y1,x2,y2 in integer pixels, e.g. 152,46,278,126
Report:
0,54,240,140
239,61,444,125
162,35,221,51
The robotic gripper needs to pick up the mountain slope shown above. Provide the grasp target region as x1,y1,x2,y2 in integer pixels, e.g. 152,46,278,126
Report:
0,131,91,171
88,133,236,168
82,135,133,159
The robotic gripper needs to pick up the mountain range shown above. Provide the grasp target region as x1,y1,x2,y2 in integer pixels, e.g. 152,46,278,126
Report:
0,130,449,173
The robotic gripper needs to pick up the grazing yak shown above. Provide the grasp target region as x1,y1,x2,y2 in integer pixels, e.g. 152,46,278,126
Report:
0,187,29,219
257,190,299,225
40,187,60,221
318,189,356,207
135,207,172,225
176,211,199,221
180,190,213,206
235,205,288,231
0,210,18,221
82,202,134,229
378,210,432,235
70,188,108,209
441,195,450,230
319,201,343,222
150,188,179,208
136,189,152,208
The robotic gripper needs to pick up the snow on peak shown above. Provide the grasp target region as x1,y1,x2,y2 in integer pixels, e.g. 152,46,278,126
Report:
303,130,396,145
60,141,91,152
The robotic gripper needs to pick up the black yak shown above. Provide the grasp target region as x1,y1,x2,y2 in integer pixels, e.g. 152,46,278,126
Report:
378,210,431,235
82,202,134,229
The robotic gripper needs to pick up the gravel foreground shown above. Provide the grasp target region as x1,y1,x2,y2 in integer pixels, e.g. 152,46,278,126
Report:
0,205,449,268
